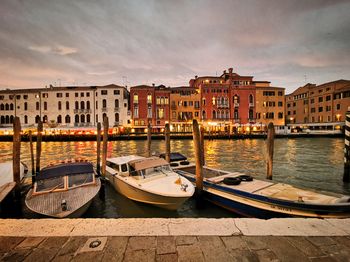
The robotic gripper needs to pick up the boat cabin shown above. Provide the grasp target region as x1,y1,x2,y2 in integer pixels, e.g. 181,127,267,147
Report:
106,156,172,179
33,162,96,195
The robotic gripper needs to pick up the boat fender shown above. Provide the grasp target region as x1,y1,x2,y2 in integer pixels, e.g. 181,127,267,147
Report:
238,175,253,182
61,199,67,211
335,196,350,203
180,160,190,166
170,163,179,167
223,177,241,186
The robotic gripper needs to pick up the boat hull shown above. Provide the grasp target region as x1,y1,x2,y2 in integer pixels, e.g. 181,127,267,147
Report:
106,173,190,210
179,172,350,219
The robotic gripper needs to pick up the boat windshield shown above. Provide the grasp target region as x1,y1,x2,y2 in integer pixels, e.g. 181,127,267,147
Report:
35,176,65,193
141,165,172,178
68,173,94,188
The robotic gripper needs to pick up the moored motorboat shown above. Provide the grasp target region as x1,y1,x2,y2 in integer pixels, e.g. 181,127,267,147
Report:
25,160,101,218
175,164,350,219
105,155,195,210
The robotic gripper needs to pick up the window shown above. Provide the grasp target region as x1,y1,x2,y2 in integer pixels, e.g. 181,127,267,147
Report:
114,90,120,95
157,108,164,119
24,102,28,111
86,92,90,97
303,100,308,105
311,99,314,104
75,93,78,97
326,95,331,101
58,101,62,110
75,101,79,110
311,108,315,113
87,114,90,123
66,101,69,110
115,99,119,108
42,93,48,98
56,93,63,98
147,106,152,118
249,94,254,104
212,97,216,105
57,115,62,123
202,98,206,106
24,115,28,124
101,90,108,95
81,92,84,97
147,94,152,104
44,102,47,111
65,115,71,123
66,93,69,97
278,112,283,119
115,113,119,122
134,107,139,118
318,97,323,102
87,101,90,110
318,107,323,112
133,94,139,104
278,101,283,107
102,99,107,108
36,102,40,110
23,95,28,99
80,101,85,110
336,104,340,110
278,91,283,96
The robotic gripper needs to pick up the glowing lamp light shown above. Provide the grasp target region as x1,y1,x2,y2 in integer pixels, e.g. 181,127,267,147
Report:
131,128,135,133
144,128,148,133
246,127,250,132
253,126,257,131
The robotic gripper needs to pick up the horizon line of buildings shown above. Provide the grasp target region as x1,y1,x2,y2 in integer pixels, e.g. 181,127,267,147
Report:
0,67,349,133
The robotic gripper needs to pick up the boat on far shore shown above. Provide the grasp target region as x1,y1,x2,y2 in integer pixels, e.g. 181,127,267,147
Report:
25,160,101,218
105,155,195,210
173,154,350,219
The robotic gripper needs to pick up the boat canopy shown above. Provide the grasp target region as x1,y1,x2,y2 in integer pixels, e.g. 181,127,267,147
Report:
159,152,187,162
129,157,169,171
38,162,94,181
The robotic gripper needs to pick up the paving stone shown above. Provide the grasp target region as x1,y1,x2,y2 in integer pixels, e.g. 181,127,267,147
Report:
221,236,249,250
156,253,178,262
15,237,45,249
306,236,337,247
127,236,156,251
177,242,204,262
241,236,268,250
285,236,326,257
23,247,59,262
264,236,309,262
175,236,197,246
198,236,232,262
156,236,176,255
309,256,337,262
0,237,24,252
1,249,32,261
101,237,128,262
333,236,350,248
255,249,279,262
71,250,104,262
52,237,87,262
123,249,155,262
227,249,259,262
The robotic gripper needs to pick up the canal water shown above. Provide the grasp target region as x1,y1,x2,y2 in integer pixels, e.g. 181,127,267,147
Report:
1,138,349,218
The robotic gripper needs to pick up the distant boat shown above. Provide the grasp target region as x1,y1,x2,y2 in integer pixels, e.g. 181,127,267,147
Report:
25,161,101,218
174,155,350,218
0,161,27,204
105,155,195,210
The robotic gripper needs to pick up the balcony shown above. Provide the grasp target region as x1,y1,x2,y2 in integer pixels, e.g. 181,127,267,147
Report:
233,118,241,123
102,107,107,112
248,118,256,123
74,109,79,113
234,102,239,108
114,121,120,126
249,103,254,107
114,107,120,112
217,104,229,109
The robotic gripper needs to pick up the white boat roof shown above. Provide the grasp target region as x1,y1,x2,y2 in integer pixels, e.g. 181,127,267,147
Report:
107,155,145,165
0,161,25,186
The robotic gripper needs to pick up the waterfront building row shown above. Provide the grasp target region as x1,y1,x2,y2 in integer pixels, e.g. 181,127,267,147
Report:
0,84,130,128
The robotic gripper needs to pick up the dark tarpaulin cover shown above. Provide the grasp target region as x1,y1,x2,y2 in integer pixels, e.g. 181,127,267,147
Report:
37,162,94,180
159,152,187,162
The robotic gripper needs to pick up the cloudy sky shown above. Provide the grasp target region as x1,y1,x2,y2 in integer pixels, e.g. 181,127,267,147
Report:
0,0,349,93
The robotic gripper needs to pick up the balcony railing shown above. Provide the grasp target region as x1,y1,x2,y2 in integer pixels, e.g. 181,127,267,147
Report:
249,103,254,107
234,102,239,108
102,107,107,112
114,107,120,112
74,109,79,113
217,104,229,108
114,121,120,126
248,118,256,122
233,118,241,123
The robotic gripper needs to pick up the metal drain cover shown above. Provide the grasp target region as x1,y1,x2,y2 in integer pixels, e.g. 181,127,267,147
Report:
79,237,107,253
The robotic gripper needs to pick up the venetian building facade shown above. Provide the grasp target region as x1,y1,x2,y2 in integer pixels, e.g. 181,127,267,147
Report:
129,84,170,132
285,80,350,130
255,81,285,127
169,86,201,132
0,84,129,128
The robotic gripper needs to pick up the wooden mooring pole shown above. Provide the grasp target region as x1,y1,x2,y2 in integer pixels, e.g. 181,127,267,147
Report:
266,122,275,180
147,123,152,157
29,130,35,186
35,121,43,178
165,123,170,162
96,122,102,174
200,126,205,166
102,117,109,177
344,108,350,183
193,119,204,196
12,117,21,194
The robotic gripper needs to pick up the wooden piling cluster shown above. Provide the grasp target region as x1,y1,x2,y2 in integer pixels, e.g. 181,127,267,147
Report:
35,121,43,175
192,120,204,192
12,117,21,193
102,117,109,177
165,123,171,162
147,123,152,157
344,108,350,183
96,122,102,174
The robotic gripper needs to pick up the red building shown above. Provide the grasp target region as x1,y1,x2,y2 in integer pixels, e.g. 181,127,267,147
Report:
130,84,170,132
189,67,256,132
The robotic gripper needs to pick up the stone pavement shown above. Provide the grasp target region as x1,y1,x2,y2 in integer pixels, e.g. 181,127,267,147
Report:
0,218,349,261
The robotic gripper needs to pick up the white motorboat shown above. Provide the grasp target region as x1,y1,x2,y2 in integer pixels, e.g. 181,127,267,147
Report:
105,156,195,210
25,160,101,218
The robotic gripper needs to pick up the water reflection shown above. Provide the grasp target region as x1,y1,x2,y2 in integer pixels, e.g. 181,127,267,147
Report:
1,138,349,217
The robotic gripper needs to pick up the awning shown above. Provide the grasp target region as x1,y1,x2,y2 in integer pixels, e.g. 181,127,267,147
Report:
129,157,168,171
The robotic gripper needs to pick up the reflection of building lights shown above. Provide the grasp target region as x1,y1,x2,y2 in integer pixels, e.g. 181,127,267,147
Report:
131,128,135,133
336,114,341,121
170,125,174,131
253,126,257,131
208,122,217,126
144,128,148,133
335,125,341,130
290,117,294,121
161,128,164,132
246,127,250,132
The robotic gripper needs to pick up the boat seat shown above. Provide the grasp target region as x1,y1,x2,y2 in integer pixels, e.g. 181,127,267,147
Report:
206,172,242,184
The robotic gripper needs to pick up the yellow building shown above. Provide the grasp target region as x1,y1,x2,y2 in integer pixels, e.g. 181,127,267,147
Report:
255,81,285,126
169,87,200,132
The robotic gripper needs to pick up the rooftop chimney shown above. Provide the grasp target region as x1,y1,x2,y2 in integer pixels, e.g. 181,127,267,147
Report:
195,75,198,79
223,70,226,75
152,83,155,87
228,68,233,74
